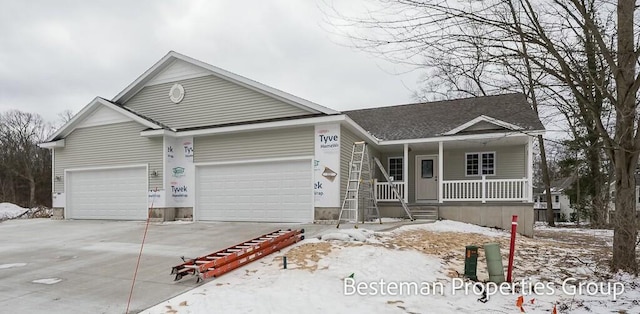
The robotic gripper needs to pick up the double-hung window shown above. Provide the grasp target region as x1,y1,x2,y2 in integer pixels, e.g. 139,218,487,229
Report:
466,152,495,176
388,157,403,181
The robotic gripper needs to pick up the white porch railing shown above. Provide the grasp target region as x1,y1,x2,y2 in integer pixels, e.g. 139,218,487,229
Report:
442,176,528,202
534,202,560,210
374,180,406,201
533,202,548,209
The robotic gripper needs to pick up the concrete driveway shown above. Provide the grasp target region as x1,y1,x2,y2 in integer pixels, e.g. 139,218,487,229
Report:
0,219,330,313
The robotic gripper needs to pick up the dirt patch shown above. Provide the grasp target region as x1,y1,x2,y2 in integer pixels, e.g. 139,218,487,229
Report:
383,229,612,282
277,242,333,271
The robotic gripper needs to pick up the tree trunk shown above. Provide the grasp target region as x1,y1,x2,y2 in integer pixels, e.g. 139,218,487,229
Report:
28,177,36,208
537,135,555,226
587,146,606,227
610,0,638,273
612,164,638,272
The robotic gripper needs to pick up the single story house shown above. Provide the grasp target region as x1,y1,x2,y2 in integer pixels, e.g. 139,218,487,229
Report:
533,176,575,222
39,51,544,235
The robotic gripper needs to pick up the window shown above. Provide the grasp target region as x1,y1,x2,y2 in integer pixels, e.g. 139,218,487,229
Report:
388,157,403,181
466,152,495,176
555,195,560,203
421,159,434,178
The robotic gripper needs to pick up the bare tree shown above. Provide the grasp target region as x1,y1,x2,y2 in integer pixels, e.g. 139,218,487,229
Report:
56,109,75,127
0,110,53,207
327,0,639,272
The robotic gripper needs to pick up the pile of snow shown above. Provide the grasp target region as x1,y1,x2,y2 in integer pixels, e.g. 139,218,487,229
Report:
397,219,508,237
319,228,377,242
0,203,29,220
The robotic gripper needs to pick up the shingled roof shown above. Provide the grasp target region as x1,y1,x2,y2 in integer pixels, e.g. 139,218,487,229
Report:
345,93,544,141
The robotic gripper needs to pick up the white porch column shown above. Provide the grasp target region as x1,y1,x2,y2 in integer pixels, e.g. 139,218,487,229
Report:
527,135,534,202
403,143,409,203
438,141,443,203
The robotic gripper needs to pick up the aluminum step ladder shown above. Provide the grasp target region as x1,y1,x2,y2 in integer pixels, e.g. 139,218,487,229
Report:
337,142,381,227
171,229,304,282
373,157,414,220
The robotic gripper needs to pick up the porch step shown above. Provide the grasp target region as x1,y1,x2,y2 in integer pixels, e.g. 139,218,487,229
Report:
410,206,438,220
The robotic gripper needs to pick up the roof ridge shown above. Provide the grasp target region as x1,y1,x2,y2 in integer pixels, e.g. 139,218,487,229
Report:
345,92,525,113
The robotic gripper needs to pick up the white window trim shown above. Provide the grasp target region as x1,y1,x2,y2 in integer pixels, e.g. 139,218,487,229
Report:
465,151,497,177
387,156,403,181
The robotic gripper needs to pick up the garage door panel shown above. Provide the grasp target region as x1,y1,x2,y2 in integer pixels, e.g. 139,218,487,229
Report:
67,167,147,220
196,159,312,222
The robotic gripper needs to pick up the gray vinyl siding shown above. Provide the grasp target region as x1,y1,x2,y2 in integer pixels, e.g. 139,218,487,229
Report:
339,127,380,199
340,127,361,198
443,145,526,180
194,127,314,163
124,75,313,129
53,121,163,193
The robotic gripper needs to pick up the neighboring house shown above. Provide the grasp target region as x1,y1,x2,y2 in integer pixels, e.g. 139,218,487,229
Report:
39,51,544,236
533,176,575,222
606,173,640,223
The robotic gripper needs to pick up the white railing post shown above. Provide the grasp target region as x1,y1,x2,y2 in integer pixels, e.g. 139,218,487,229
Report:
438,141,443,203
403,143,409,203
527,136,534,202
481,175,487,203
374,178,378,200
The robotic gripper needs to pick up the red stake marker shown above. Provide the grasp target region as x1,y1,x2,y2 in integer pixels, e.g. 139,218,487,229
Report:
507,215,518,282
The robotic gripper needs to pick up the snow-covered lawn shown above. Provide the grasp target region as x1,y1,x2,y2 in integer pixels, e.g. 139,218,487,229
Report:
143,221,639,314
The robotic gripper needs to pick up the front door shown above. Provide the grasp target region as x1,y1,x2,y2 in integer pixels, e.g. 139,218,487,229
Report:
415,155,438,201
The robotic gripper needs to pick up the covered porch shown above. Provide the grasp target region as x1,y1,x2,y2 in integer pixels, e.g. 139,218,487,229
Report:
372,133,534,204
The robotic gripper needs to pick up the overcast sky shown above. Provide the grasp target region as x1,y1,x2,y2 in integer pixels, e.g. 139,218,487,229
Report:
0,0,424,123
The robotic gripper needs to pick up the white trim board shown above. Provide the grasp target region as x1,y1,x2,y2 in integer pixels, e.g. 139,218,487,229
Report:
142,115,346,138
63,163,150,173
38,139,65,148
379,131,542,145
194,156,314,167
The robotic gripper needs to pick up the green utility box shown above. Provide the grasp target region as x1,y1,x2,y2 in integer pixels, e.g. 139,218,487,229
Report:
484,242,505,283
464,245,479,281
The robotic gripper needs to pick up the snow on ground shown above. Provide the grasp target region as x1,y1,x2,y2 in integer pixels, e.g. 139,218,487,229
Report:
318,228,378,242
397,219,508,237
142,220,640,314
31,278,63,285
0,202,28,220
0,263,27,270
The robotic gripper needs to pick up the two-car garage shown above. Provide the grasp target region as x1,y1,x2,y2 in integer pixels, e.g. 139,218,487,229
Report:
64,160,314,222
195,159,313,222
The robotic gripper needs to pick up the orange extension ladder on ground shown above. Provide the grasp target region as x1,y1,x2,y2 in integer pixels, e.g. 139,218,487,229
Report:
171,229,304,282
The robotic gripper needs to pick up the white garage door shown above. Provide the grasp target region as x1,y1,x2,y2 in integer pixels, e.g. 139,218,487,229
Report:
66,166,147,220
196,159,313,222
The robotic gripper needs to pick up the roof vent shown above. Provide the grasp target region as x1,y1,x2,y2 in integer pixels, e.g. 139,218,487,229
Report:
169,83,185,104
